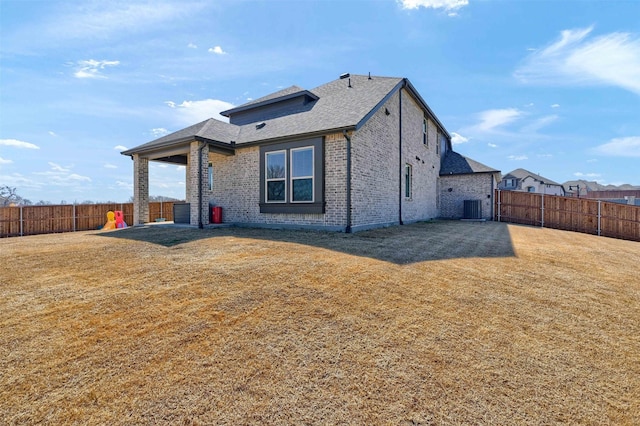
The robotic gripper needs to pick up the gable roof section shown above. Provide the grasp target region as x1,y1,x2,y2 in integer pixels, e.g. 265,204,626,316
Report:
235,75,404,144
503,168,561,186
121,118,238,156
122,74,454,156
220,86,317,117
440,151,499,176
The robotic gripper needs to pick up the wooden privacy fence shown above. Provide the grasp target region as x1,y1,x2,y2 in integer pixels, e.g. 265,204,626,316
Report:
495,190,640,242
0,202,177,238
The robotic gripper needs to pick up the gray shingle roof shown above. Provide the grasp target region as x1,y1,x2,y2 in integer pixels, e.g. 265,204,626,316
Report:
235,75,403,143
440,151,499,175
225,85,306,112
503,168,561,185
123,75,405,155
121,118,239,156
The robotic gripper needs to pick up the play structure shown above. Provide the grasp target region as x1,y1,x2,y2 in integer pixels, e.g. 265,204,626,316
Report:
102,210,127,230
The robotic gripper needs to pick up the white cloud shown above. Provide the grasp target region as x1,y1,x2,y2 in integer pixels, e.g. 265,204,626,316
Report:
15,2,206,47
514,26,640,95
67,173,92,182
104,163,118,169
74,59,120,79
33,163,91,186
165,98,234,125
48,162,70,172
114,145,128,151
151,128,170,137
450,132,469,144
537,154,553,159
48,131,57,136
0,157,13,165
524,102,534,107
488,143,498,148
116,180,133,191
551,103,560,108
574,172,601,178
474,108,523,132
520,115,558,133
592,136,640,157
400,0,469,12
188,43,198,49
208,46,227,55
587,158,598,163
0,139,40,149
508,155,528,161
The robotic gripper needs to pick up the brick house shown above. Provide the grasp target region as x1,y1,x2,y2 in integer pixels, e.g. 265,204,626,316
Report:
122,74,499,232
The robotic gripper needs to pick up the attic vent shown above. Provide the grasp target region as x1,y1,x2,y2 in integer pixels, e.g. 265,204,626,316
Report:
255,122,266,130
339,73,350,79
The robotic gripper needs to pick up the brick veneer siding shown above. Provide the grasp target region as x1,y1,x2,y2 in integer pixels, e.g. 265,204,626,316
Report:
132,154,149,225
439,173,496,219
186,142,210,226
350,89,439,230
399,89,440,223
204,135,348,230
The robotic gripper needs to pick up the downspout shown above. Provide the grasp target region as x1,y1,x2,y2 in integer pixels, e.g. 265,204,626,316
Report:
490,174,495,220
398,82,404,226
343,130,352,233
198,141,206,229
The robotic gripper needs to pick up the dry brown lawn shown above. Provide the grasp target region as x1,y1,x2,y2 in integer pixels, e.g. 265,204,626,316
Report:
0,220,638,425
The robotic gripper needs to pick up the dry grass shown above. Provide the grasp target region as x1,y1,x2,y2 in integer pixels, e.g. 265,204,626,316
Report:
1,220,638,425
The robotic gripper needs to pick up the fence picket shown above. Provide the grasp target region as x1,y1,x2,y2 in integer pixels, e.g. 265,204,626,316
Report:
0,202,178,238
495,190,640,242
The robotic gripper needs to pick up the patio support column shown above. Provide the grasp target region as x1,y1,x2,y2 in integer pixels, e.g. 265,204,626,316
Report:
188,141,209,226
133,154,149,225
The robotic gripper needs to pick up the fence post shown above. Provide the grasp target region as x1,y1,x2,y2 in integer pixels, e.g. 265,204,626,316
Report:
73,203,76,232
597,200,601,236
20,206,23,237
541,192,544,228
496,189,501,222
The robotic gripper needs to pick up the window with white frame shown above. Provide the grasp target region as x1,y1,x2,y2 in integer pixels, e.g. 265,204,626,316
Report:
290,147,314,202
527,186,535,192
405,163,412,199
266,150,286,202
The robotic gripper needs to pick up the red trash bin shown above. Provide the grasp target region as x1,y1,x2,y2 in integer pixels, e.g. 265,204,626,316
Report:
212,206,222,224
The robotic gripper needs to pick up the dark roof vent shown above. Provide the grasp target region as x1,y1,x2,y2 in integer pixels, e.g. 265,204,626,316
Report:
255,122,266,130
339,73,350,79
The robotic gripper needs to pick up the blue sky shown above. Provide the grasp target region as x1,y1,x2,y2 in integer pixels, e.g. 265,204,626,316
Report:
1,0,639,203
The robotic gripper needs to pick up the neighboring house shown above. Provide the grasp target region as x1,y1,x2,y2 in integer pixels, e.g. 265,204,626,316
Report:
122,74,499,232
498,168,565,196
584,190,640,206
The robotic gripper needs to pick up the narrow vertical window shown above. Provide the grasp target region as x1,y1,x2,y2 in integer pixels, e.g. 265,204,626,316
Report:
405,164,412,199
291,147,314,202
423,118,428,146
266,150,286,202
208,162,213,191
439,132,447,156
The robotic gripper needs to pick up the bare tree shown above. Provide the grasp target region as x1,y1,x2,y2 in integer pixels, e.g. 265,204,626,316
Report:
0,185,22,206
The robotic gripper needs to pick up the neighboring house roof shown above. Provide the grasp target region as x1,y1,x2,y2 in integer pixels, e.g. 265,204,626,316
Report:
122,74,450,156
502,168,562,186
440,151,499,176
